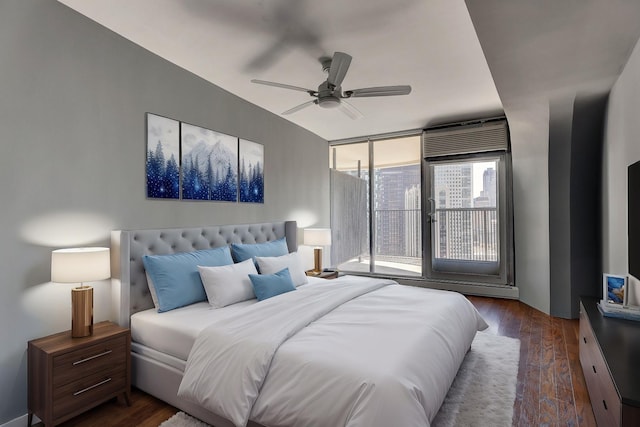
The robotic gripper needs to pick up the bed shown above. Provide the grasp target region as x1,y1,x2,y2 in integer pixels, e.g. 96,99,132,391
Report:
111,221,487,427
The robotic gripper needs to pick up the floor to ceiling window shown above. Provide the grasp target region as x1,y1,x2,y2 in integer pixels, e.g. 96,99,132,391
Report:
330,119,514,287
330,134,422,277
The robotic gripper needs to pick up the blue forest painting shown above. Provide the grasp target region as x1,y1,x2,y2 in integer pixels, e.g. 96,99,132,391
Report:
239,139,264,203
181,123,238,202
146,113,180,199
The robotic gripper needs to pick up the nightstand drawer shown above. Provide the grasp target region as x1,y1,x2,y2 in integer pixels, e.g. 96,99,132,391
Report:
52,366,126,422
53,336,127,387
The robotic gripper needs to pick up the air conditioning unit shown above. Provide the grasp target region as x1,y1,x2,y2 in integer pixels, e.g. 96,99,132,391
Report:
423,118,509,159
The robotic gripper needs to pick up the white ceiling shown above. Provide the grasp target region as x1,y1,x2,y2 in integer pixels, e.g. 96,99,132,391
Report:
465,0,640,108
56,0,640,143
56,0,504,141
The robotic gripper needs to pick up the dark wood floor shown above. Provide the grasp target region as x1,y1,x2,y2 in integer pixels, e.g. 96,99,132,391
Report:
469,296,596,427
47,296,596,427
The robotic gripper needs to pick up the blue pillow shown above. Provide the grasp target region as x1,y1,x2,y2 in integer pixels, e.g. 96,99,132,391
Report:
143,246,234,312
230,237,289,263
248,268,296,301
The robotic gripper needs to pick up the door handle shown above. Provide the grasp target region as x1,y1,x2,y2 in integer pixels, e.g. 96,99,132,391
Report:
427,198,436,223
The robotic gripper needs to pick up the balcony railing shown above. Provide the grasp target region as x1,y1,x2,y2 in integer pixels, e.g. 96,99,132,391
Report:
373,209,421,259
433,207,498,262
337,207,498,276
371,207,498,262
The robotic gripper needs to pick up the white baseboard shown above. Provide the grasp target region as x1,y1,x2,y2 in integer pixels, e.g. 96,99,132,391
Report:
395,278,520,299
2,413,40,427
341,272,519,300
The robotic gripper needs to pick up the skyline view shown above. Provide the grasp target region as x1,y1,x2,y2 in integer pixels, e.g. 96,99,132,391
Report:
333,140,500,275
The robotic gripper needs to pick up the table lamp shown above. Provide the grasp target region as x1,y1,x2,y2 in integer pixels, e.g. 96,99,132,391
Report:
51,247,110,338
304,228,332,273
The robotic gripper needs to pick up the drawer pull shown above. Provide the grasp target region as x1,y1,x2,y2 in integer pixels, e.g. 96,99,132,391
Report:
73,378,111,396
592,365,597,374
73,350,112,366
603,400,608,410
583,337,587,344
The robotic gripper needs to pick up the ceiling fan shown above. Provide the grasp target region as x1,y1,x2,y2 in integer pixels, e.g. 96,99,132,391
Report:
251,52,411,119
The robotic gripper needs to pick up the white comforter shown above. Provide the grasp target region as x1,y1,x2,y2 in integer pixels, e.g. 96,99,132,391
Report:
178,276,487,427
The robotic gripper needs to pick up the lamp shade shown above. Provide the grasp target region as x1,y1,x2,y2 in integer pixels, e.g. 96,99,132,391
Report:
51,247,111,283
304,228,332,246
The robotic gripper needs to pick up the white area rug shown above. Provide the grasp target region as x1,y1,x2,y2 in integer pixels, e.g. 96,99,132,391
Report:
160,411,210,427
432,332,520,427
159,331,520,427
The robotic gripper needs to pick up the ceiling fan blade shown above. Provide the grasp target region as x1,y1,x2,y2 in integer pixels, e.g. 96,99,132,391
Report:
338,100,364,120
251,79,316,94
327,52,352,88
346,85,412,98
282,100,317,115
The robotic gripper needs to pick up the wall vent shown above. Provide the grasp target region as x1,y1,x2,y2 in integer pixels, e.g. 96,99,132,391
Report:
423,120,509,158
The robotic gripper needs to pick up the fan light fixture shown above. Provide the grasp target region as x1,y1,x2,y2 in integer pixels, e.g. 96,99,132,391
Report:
251,51,411,119
318,96,340,109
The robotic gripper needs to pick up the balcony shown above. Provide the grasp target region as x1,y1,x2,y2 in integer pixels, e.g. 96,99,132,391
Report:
336,207,499,277
433,207,498,262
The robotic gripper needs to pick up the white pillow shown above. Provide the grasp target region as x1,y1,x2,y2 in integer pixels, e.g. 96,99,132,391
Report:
198,259,258,308
255,252,308,287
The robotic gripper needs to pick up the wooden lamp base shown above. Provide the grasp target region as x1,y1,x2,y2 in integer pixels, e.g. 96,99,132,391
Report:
313,247,323,273
71,286,93,338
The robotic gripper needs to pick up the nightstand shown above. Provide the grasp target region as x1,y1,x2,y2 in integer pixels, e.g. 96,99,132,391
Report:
305,270,340,279
28,321,131,427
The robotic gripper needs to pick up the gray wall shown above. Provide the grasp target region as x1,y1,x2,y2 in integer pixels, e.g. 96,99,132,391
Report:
507,101,552,314
548,94,607,319
464,0,640,317
0,1,329,423
603,38,640,282
569,94,606,314
548,98,574,317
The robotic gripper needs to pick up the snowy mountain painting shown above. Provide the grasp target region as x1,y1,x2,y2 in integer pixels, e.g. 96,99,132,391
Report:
181,123,238,202
146,113,180,199
239,139,264,203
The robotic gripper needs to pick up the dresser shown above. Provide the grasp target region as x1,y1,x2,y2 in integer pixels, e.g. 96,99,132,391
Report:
579,297,640,426
28,321,131,426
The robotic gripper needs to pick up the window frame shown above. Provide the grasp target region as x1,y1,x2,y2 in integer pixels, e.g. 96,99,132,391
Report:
423,151,514,286
329,120,515,288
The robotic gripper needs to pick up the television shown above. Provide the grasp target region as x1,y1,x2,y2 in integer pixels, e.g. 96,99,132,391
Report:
629,160,640,284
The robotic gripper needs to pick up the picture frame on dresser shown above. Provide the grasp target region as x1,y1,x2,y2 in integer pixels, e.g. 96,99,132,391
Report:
603,273,627,305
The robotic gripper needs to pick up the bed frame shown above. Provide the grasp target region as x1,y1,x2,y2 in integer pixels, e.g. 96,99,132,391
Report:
111,221,297,427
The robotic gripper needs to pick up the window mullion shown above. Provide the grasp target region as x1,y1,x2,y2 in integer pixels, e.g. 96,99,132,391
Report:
368,138,375,274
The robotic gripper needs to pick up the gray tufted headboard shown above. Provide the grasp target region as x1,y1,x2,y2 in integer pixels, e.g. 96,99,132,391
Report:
110,221,297,327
